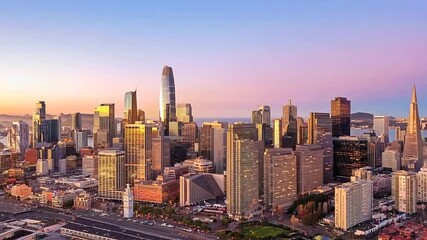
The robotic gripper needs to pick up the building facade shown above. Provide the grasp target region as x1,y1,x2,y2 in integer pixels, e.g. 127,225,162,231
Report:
392,170,417,214
331,97,351,137
98,150,125,200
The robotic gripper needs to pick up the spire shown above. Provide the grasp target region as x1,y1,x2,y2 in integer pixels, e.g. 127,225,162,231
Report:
411,84,417,103
288,98,292,106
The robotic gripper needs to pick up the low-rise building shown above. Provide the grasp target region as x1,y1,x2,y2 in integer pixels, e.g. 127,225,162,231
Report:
182,157,214,173
55,176,98,189
133,176,179,204
10,184,33,199
164,165,189,180
52,189,85,208
180,173,225,207
74,192,92,210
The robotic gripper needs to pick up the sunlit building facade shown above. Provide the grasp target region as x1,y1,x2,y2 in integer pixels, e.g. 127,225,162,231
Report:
124,90,138,124
98,150,125,200
8,121,29,154
160,65,176,135
93,104,116,148
331,97,351,137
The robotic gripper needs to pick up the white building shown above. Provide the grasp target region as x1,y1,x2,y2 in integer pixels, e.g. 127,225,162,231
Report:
58,159,67,174
74,130,88,152
36,159,49,176
123,184,134,218
182,157,214,173
373,116,390,142
417,164,427,202
335,180,373,231
382,147,401,171
392,170,417,214
7,121,29,154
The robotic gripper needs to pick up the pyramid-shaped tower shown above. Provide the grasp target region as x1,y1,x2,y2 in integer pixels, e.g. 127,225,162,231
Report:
402,85,424,171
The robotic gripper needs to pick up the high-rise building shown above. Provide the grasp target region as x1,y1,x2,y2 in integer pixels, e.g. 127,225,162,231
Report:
319,132,334,184
331,97,351,137
252,106,271,126
227,123,262,219
160,65,177,135
32,101,46,147
392,170,417,214
177,103,193,123
123,184,134,218
42,119,60,143
124,91,138,124
256,123,273,148
297,117,308,145
373,116,390,142
151,137,171,178
182,122,198,149
382,147,401,171
82,155,98,178
417,164,427,203
273,119,282,148
335,180,373,230
74,130,88,152
7,121,29,154
137,109,145,123
282,99,297,149
93,104,116,148
295,145,324,194
71,112,82,131
402,85,424,171
199,121,228,173
264,148,297,211
98,150,125,200
308,113,332,144
333,136,368,181
123,123,153,185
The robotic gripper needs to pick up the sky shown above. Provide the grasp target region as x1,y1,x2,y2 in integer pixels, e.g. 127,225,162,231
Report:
1,0,427,119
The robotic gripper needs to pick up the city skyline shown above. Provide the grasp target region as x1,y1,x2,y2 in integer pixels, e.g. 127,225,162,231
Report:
1,1,427,118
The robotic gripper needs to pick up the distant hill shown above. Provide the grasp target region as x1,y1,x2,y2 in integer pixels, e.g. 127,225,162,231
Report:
351,112,373,122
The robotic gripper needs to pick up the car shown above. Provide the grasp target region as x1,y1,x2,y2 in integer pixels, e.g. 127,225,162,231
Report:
132,220,138,223
167,224,174,228
161,223,168,227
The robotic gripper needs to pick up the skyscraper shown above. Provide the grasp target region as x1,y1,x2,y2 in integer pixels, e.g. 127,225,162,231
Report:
373,116,390,142
417,164,427,203
331,97,351,137
98,150,126,200
176,103,193,123
32,101,46,147
282,99,297,149
264,148,297,211
252,106,271,126
93,104,116,148
308,113,332,144
7,121,29,154
333,136,368,181
402,85,424,171
199,121,228,174
160,65,176,135
124,91,138,124
151,137,171,178
71,112,82,131
273,119,282,148
124,123,153,185
295,145,324,194
392,170,417,214
41,119,60,143
227,123,262,219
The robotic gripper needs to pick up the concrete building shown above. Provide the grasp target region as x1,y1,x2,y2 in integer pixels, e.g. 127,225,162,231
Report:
199,121,227,174
124,90,138,124
226,123,262,220
335,180,373,231
252,106,271,126
151,137,171,178
36,159,49,175
123,184,134,218
7,121,29,154
163,165,189,180
417,164,427,203
273,119,282,148
282,99,298,149
263,148,297,211
180,173,225,207
74,130,88,152
176,103,193,123
74,192,92,210
382,147,401,171
373,116,390,142
93,103,116,148
392,170,417,214
295,145,324,195
181,122,198,150
82,155,98,178
98,150,125,200
133,176,179,204
58,158,67,174
32,101,46,147
182,157,214,173
10,184,32,199
71,112,82,131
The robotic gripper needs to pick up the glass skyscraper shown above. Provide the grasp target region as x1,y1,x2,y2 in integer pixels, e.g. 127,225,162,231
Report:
124,90,137,124
160,65,176,126
331,97,351,137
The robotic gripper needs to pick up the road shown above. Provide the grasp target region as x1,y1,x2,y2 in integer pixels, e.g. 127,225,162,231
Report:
269,214,335,238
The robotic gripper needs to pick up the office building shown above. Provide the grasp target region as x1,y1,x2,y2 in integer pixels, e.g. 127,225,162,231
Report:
177,103,193,123
282,99,297,149
93,104,116,148
264,148,297,211
124,90,138,124
273,119,282,148
331,97,351,137
164,165,189,180
32,101,46,147
227,123,262,219
74,192,92,210
151,137,171,178
297,117,308,145
82,155,98,178
137,109,145,122
180,173,225,207
98,150,125,200
333,136,368,181
295,145,324,194
373,116,390,142
382,147,401,171
71,112,82,131
335,180,373,231
252,106,271,126
74,130,88,152
7,121,29,154
124,123,152,185
392,170,417,214
133,176,179,204
308,113,332,144
199,121,227,173
182,157,214,173
0,151,13,176
182,122,198,149
36,159,49,175
160,65,177,135
402,85,424,171
417,164,427,203
58,158,67,174
123,184,134,218
41,119,60,143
